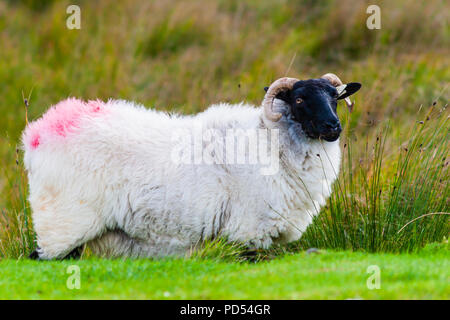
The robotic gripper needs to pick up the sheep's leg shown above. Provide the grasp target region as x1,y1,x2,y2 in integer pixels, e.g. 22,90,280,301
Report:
31,199,105,260
88,230,180,258
88,230,138,258
88,230,153,258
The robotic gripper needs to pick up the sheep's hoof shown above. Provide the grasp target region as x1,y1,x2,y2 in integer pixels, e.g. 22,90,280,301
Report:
29,249,40,260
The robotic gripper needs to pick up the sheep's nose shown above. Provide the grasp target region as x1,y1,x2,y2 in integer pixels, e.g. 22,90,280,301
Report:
325,121,341,132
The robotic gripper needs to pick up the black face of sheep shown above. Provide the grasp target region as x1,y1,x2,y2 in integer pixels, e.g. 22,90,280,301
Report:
266,79,361,142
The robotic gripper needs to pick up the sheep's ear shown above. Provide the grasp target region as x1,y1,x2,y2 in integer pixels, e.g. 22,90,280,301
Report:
337,82,362,100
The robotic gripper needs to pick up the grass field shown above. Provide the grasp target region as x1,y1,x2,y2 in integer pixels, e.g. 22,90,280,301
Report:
0,0,448,299
1,243,448,299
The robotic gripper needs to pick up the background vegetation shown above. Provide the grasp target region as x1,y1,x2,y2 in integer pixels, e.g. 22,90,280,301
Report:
0,0,448,261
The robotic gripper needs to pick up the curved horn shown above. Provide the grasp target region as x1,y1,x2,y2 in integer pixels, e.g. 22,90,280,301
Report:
321,73,354,112
321,73,343,86
263,77,299,122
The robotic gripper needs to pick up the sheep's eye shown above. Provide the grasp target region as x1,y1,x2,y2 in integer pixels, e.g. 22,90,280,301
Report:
296,98,303,104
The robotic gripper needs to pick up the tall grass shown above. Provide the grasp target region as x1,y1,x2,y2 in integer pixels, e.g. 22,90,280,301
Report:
301,105,449,252
0,150,34,259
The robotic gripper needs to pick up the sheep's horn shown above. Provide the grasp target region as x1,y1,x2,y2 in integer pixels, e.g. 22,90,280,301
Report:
263,77,299,122
321,73,343,87
321,73,354,112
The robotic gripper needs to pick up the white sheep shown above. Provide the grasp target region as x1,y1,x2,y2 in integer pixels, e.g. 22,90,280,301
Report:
23,73,361,259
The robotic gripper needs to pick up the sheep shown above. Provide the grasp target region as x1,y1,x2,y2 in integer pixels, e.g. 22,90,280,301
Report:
23,73,361,259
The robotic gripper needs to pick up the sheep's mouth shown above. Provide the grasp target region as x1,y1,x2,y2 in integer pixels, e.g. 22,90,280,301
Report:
303,129,321,141
320,133,340,142
298,120,341,142
314,128,341,142
305,130,340,142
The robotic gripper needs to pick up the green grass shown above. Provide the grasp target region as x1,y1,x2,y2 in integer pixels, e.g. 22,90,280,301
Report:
0,244,448,299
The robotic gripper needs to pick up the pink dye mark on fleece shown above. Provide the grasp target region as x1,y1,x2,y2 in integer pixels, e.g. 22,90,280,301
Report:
24,98,107,149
